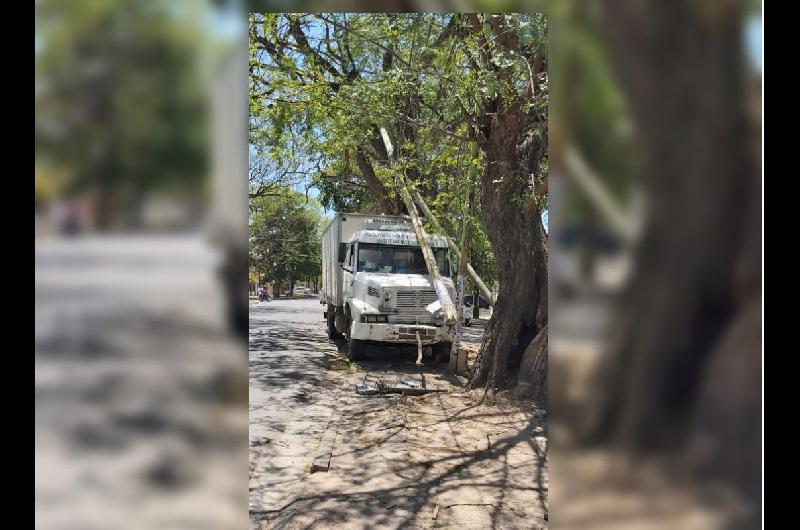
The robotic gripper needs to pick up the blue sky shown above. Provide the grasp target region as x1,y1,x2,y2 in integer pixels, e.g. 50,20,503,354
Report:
746,15,763,74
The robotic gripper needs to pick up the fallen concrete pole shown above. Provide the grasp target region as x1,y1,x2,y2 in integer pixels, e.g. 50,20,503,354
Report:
410,187,496,308
398,181,459,324
565,145,637,244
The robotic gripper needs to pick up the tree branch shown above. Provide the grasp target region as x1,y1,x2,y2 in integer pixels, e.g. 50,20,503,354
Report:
288,16,342,81
355,147,399,214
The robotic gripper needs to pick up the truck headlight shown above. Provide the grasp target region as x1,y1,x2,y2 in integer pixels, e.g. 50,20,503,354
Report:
383,291,392,301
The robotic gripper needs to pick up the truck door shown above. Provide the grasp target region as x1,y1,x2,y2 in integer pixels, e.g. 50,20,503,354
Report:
343,243,355,298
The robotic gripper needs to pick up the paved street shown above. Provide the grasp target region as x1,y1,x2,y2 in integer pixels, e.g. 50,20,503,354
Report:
248,298,341,512
249,298,547,529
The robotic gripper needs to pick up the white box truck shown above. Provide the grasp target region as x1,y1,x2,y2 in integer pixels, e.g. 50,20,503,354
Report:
320,213,457,361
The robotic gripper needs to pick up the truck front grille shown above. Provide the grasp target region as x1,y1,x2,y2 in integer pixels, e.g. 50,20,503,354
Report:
389,314,435,325
397,326,437,340
395,290,438,308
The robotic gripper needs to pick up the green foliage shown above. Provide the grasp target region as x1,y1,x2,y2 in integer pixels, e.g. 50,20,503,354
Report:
543,1,638,219
250,13,548,282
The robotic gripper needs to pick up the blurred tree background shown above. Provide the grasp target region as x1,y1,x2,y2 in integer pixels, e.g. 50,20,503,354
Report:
33,0,761,521
35,0,214,231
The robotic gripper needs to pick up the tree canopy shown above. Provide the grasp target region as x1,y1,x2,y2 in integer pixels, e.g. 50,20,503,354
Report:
249,13,549,393
249,13,549,308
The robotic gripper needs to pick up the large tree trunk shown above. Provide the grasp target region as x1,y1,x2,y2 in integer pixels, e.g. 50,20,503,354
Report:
456,14,549,398
581,0,760,502
92,167,115,231
514,325,548,402
469,111,548,396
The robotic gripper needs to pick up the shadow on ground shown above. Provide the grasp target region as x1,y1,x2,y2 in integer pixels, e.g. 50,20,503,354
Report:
253,395,547,529
249,300,545,529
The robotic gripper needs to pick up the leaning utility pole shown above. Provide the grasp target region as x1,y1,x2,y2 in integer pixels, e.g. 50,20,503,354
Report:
379,127,458,325
450,223,473,375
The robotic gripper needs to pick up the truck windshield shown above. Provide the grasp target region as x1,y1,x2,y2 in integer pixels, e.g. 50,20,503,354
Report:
357,244,450,276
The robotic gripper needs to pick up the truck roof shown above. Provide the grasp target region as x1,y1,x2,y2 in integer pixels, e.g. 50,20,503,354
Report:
349,229,449,248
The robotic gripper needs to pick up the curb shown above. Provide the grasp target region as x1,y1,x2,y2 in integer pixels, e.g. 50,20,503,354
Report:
310,390,347,473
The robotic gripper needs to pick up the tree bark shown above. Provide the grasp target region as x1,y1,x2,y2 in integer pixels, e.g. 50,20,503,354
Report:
469,110,548,393
514,325,548,403
580,0,761,502
449,14,549,396
92,168,114,231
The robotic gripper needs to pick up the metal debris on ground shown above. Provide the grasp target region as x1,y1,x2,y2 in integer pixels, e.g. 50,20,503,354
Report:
355,372,445,397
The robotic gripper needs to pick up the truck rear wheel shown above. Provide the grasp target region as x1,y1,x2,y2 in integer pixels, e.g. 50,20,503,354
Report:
327,307,342,339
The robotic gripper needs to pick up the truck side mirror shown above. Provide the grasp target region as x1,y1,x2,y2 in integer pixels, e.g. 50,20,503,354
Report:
337,242,347,264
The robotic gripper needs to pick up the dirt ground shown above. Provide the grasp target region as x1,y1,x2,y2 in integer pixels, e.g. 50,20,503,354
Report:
249,299,548,529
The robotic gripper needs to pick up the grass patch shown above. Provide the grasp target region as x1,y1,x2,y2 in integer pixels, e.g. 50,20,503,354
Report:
327,354,360,373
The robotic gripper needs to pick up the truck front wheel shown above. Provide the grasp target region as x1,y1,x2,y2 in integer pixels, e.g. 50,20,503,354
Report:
346,319,366,361
348,338,366,361
433,341,451,362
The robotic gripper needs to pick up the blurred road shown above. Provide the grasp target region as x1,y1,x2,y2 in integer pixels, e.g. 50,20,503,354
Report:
35,234,248,530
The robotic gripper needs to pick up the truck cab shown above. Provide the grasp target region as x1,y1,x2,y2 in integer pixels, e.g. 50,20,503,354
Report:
321,215,456,361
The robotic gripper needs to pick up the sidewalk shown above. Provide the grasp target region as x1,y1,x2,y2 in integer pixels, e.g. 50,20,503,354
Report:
248,303,546,529
255,376,547,529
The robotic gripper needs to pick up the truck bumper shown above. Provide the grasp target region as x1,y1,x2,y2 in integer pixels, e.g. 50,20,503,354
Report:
349,322,450,343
